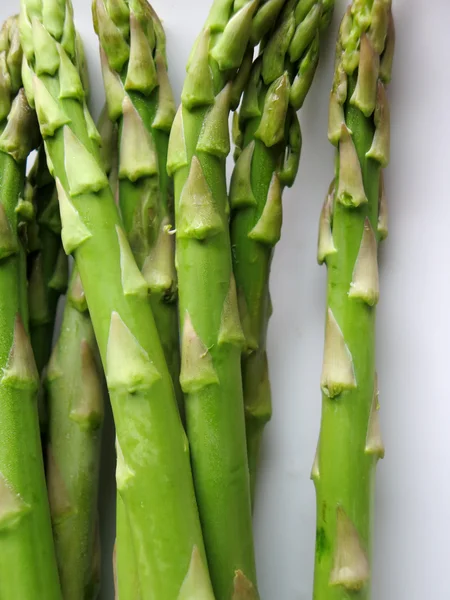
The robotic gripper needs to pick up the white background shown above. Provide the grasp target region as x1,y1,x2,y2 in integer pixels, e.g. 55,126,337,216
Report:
3,0,449,598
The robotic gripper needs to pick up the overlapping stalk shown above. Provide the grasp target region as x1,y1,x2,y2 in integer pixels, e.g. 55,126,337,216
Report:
167,1,289,597
45,267,104,600
93,3,188,597
26,149,68,375
0,15,61,599
19,1,214,598
97,106,139,600
230,0,335,503
30,41,104,598
26,152,67,440
27,31,88,377
93,0,182,414
313,1,394,597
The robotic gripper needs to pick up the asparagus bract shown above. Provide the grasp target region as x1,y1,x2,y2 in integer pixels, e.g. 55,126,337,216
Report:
0,15,61,599
19,1,214,598
94,0,182,414
313,2,394,597
230,0,334,503
45,268,104,600
168,1,290,597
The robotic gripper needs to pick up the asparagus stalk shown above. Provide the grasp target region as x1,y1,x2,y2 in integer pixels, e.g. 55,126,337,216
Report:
94,0,182,415
168,1,288,596
95,9,185,589
98,106,139,600
115,495,141,599
27,30,88,376
230,0,335,503
85,522,102,599
0,15,61,599
27,149,68,375
26,152,67,443
313,2,394,597
45,267,104,600
19,2,214,598
28,34,88,438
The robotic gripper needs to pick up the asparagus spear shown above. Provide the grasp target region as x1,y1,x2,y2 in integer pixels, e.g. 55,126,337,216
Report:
94,0,182,415
27,148,68,376
230,0,335,504
27,31,89,376
45,267,104,600
313,2,394,597
98,106,140,600
19,1,214,598
0,15,61,599
28,34,89,438
168,1,288,596
26,150,68,444
95,9,184,588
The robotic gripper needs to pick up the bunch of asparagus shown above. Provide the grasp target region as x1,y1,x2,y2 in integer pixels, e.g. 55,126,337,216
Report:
0,0,395,597
0,15,61,599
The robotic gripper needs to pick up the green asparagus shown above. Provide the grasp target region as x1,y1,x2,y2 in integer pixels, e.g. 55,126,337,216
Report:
19,1,214,598
85,522,102,598
37,43,104,598
313,1,394,597
94,0,182,415
98,105,140,600
27,148,68,376
230,0,335,504
45,268,104,600
26,29,91,378
93,3,188,596
168,1,290,597
0,14,61,599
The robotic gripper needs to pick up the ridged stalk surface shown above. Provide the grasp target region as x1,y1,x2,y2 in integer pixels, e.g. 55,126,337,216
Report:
313,1,394,598
0,15,61,599
19,1,214,598
45,268,104,599
230,0,334,503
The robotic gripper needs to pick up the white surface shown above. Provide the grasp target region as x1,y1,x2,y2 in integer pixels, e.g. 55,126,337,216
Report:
5,0,449,598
